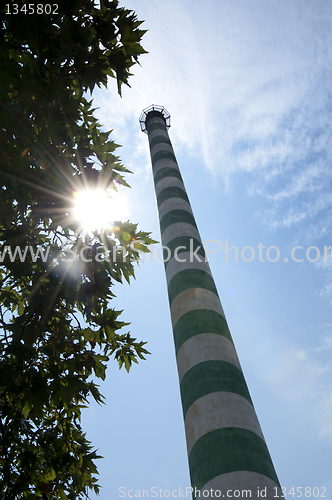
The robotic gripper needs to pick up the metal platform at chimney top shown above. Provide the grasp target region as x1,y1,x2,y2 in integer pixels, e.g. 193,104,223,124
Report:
139,104,171,133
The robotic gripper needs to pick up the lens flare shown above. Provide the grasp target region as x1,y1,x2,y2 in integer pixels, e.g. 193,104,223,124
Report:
73,188,129,231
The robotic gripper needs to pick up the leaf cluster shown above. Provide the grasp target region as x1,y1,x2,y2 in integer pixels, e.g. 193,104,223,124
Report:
0,1,154,498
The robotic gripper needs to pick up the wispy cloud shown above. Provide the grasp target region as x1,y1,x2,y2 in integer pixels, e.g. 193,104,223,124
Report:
91,0,332,240
260,328,332,441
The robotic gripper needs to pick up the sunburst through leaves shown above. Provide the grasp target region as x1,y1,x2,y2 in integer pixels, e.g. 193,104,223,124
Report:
73,188,130,232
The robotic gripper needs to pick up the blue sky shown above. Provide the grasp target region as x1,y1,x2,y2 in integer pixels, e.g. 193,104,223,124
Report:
82,0,332,497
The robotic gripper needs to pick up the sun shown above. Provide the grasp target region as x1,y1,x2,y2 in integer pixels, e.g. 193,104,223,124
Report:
73,188,129,232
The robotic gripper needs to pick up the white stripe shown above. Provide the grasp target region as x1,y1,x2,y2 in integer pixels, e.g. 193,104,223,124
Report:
153,158,179,175
148,128,169,141
150,142,173,156
165,251,211,285
185,392,264,456
153,165,180,183
158,198,193,222
155,177,185,197
176,333,240,383
200,471,282,499
170,288,224,327
162,222,201,246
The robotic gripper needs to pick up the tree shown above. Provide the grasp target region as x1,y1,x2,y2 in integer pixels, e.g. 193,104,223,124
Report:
0,1,154,497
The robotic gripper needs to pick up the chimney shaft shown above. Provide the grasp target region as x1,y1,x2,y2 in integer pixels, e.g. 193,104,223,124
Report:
140,105,282,499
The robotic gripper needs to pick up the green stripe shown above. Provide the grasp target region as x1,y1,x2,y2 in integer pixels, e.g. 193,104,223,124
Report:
149,135,172,149
163,236,205,268
189,428,279,490
180,360,252,417
160,209,197,235
157,186,188,206
147,122,166,134
154,167,182,185
152,150,177,167
168,269,218,305
173,309,232,353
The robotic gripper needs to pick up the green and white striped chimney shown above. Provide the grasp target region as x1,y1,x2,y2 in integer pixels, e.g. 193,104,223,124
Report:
139,105,282,499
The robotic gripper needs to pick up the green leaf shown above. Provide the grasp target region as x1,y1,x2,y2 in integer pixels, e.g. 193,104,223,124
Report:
22,401,30,419
17,300,24,316
43,468,56,482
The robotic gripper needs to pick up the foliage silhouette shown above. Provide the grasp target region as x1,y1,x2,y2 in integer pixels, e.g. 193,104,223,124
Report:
0,1,154,497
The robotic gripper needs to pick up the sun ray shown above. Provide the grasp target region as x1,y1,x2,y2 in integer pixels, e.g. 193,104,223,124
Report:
73,188,130,233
